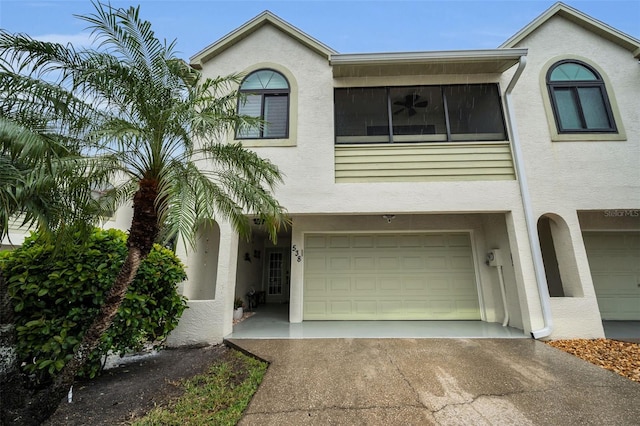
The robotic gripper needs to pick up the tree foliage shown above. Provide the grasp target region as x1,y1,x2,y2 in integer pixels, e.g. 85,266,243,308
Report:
1,228,186,384
0,2,288,423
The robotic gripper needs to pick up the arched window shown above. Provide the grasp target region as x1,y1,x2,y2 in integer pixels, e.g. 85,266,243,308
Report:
236,69,290,139
546,60,616,133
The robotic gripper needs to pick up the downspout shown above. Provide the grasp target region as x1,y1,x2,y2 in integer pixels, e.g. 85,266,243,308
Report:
503,55,553,339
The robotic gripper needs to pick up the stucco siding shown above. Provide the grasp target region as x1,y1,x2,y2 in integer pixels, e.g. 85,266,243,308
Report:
509,15,640,214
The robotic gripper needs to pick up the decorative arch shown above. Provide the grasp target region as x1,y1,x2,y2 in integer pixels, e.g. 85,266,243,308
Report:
537,213,583,297
184,219,221,300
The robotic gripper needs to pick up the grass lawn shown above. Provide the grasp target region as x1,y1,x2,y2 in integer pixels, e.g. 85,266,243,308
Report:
132,350,267,425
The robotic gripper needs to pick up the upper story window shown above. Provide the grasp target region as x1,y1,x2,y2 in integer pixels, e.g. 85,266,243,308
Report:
236,69,290,139
334,84,506,144
546,61,616,133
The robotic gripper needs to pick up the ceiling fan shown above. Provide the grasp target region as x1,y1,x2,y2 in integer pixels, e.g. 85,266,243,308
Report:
393,94,428,117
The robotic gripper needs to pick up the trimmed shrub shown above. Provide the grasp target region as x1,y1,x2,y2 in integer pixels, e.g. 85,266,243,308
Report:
0,228,187,384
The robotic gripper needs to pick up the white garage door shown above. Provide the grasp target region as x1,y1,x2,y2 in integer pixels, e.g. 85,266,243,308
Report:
303,232,480,320
583,231,640,320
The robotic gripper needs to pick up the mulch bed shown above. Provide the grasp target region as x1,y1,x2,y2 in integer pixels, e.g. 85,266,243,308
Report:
546,338,640,383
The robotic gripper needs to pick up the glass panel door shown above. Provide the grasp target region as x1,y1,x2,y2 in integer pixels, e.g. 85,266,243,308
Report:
263,248,291,304
268,251,283,296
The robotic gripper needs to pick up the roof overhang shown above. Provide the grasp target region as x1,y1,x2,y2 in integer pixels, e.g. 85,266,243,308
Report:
500,2,640,59
330,49,528,78
190,10,336,69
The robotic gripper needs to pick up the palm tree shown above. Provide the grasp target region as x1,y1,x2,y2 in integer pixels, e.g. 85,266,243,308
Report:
0,2,287,424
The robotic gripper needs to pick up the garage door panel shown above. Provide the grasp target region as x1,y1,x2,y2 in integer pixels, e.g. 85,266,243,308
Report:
379,300,403,313
353,300,378,316
425,255,448,269
354,256,375,270
329,256,351,271
329,235,350,248
306,236,328,248
303,232,480,320
305,300,327,316
305,255,327,272
329,277,351,292
404,277,428,292
400,235,423,247
352,235,374,248
398,256,420,269
424,234,446,247
584,231,640,321
597,297,639,320
376,235,399,247
449,234,472,247
305,277,327,294
379,278,402,293
330,301,352,315
451,254,475,269
592,274,637,294
379,256,401,269
453,275,479,292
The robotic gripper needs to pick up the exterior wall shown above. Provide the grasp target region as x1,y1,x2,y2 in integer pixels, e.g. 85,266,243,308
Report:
190,23,542,342
178,11,638,343
509,15,640,212
167,220,239,346
506,15,640,339
199,26,527,217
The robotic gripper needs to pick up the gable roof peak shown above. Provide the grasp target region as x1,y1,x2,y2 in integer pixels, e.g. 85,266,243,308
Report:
190,10,337,67
501,2,640,58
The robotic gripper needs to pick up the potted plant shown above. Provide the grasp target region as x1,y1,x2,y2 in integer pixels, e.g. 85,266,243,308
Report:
233,297,244,320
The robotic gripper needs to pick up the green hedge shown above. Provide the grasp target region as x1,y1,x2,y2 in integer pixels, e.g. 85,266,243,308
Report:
1,228,187,383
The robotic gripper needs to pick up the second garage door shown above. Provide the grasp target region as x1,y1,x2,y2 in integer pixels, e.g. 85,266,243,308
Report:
303,232,480,320
583,231,640,320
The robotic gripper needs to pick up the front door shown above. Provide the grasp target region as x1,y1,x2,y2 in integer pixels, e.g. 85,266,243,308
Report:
264,248,291,304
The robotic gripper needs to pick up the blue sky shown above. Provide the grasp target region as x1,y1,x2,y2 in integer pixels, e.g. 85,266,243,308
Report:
0,1,638,61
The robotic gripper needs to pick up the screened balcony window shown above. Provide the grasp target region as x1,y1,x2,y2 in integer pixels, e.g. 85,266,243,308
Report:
237,69,289,139
335,84,506,144
546,61,616,133
334,87,390,143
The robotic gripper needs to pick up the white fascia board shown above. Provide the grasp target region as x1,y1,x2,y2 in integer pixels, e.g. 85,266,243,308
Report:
191,10,336,67
500,2,640,58
330,49,528,66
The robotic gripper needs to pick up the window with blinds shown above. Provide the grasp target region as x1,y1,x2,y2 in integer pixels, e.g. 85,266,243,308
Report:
236,69,290,139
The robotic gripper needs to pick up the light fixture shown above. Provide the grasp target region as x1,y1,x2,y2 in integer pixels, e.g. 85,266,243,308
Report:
382,214,396,223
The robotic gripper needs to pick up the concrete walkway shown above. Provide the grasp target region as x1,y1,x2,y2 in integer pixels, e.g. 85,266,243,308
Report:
227,338,640,425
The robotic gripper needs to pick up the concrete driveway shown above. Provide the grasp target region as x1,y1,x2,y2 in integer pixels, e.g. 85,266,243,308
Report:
227,338,640,425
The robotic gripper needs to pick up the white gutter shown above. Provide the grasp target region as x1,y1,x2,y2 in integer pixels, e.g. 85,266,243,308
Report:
503,55,553,339
331,48,529,65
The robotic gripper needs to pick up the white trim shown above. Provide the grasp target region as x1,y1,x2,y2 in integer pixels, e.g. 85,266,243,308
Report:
331,49,528,65
191,11,336,66
500,2,640,58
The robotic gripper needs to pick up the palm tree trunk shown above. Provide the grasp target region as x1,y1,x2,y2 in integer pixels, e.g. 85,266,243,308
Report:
1,179,160,426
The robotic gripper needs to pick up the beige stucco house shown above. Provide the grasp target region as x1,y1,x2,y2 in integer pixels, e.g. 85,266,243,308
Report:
165,2,639,345
7,2,635,343
164,2,640,345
